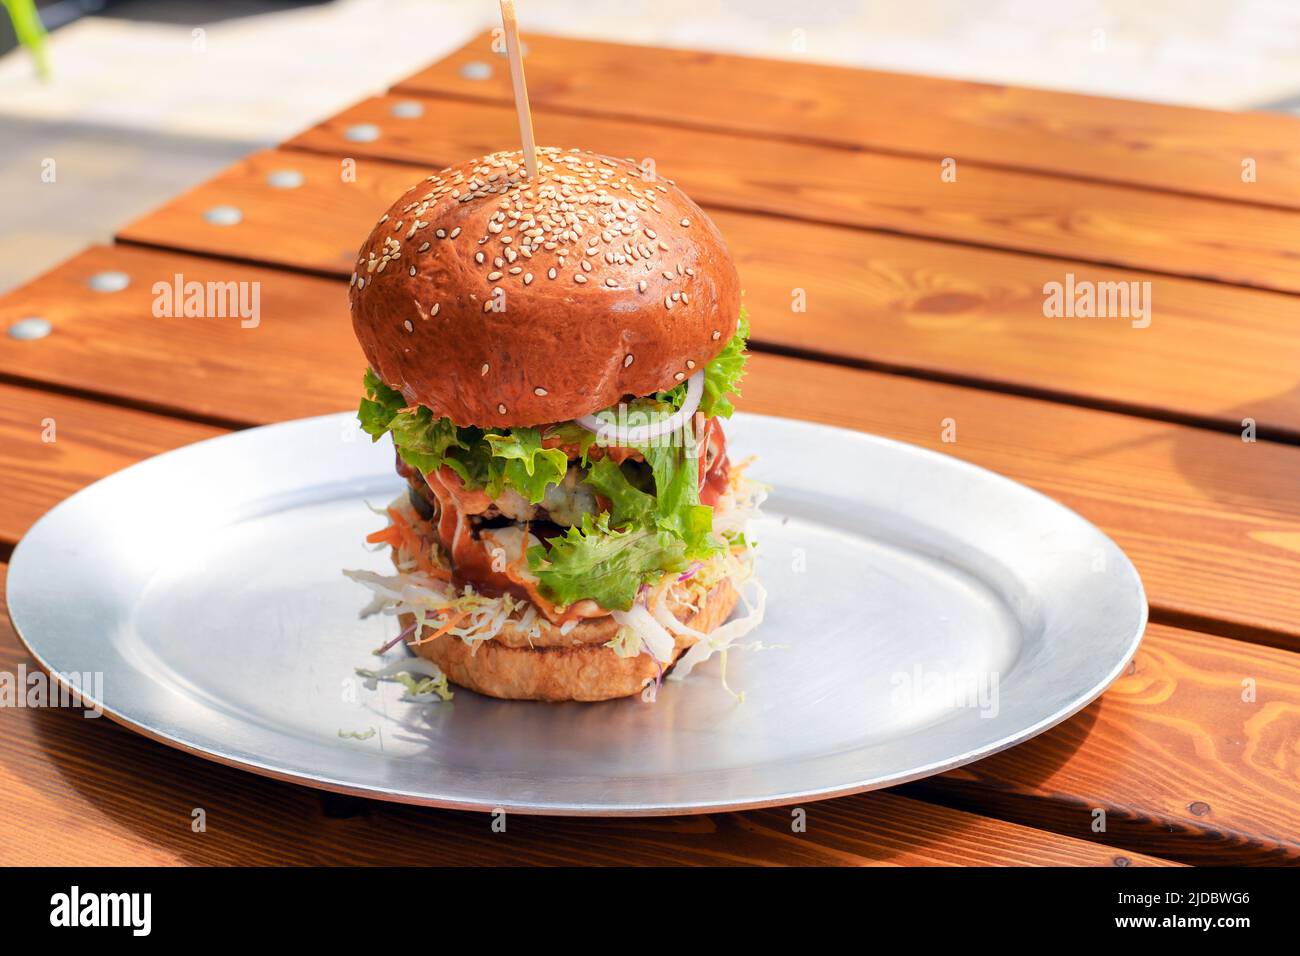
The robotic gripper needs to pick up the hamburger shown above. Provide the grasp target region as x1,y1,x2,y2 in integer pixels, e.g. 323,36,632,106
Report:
344,147,767,702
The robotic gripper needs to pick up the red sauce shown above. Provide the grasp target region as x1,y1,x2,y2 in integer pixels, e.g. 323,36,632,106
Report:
698,417,730,508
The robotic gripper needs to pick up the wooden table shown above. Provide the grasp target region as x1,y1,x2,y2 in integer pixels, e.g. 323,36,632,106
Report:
2,31,1298,867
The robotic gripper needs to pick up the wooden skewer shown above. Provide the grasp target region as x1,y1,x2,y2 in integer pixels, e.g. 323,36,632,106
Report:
499,0,538,179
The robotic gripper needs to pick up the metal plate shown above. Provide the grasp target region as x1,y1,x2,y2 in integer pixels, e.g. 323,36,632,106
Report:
7,412,1146,815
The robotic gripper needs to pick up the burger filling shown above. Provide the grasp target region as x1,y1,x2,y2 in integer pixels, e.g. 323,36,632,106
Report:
346,314,767,678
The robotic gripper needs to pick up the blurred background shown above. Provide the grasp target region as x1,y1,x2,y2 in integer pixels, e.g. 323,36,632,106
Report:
2,0,1299,294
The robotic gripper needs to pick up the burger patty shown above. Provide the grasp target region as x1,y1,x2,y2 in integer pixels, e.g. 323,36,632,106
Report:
396,416,727,532
398,453,597,529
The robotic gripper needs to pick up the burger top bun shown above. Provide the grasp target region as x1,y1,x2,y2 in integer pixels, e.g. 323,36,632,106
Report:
349,147,741,427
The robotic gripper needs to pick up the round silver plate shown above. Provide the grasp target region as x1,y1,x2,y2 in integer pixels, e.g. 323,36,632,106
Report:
7,413,1146,815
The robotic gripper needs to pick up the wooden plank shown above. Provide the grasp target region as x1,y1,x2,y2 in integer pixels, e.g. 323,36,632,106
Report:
0,567,1167,867
4,246,1300,648
278,94,1300,294
905,624,1300,865
115,151,1300,439
0,244,367,425
395,30,1300,210
0,382,222,546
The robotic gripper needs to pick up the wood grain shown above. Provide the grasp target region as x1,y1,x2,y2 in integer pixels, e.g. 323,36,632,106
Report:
395,30,1300,210
114,150,1300,439
279,94,1300,293
0,567,1169,867
905,625,1300,865
5,245,1300,647
0,382,222,545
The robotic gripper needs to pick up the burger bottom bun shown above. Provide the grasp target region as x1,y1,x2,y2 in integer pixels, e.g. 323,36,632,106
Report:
401,578,740,702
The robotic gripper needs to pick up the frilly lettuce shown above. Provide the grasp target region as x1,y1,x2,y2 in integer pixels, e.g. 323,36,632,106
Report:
527,514,688,611
358,369,566,503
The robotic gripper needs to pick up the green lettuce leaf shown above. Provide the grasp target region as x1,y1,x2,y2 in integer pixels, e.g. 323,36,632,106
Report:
482,429,569,502
650,308,749,418
527,514,687,610
358,368,406,436
642,440,718,559
700,309,749,419
582,457,656,527
357,371,564,503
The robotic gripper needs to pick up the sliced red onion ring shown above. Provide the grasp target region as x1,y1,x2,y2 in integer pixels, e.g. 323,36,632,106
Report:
576,370,703,447
374,619,418,655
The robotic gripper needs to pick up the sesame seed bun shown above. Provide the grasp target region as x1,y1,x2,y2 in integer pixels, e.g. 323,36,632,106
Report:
349,147,741,426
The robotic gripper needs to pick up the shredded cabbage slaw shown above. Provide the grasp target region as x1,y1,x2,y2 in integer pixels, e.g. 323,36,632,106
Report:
344,466,769,698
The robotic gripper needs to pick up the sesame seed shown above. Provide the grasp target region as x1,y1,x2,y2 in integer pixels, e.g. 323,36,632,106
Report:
403,320,414,332
498,403,507,414
680,218,690,227
548,268,557,279
418,242,431,252
449,227,461,238
711,330,720,340
674,371,685,380
524,273,534,284
487,271,503,280
574,274,587,284
624,353,634,367
534,387,548,396
483,300,494,312
637,280,648,292
664,295,673,310
357,278,365,289
431,303,440,316
475,251,485,264
686,360,696,369
481,363,489,376
409,266,416,276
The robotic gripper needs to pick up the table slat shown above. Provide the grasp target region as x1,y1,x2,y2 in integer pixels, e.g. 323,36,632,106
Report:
395,31,1300,210
4,246,1300,650
0,382,222,546
114,149,1300,439
906,625,1300,865
279,94,1300,294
